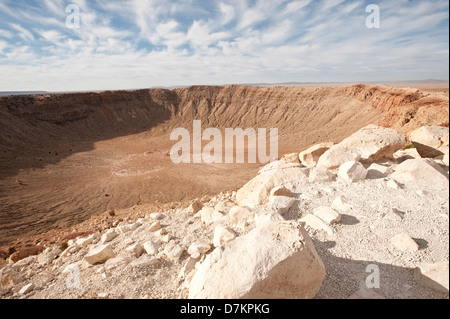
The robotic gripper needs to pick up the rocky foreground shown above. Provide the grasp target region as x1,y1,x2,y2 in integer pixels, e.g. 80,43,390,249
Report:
1,124,449,299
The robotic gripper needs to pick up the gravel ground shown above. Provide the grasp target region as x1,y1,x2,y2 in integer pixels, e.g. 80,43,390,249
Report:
1,160,448,300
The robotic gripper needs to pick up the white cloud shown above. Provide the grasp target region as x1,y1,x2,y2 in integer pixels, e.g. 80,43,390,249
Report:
43,0,65,16
39,30,64,44
219,3,235,25
0,0,447,91
10,24,35,42
321,0,347,11
0,40,9,54
0,29,13,38
239,8,265,29
283,0,312,14
187,20,230,49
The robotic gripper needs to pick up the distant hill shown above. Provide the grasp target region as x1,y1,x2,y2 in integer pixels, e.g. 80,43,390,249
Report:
2,79,448,93
153,79,449,89
0,91,48,96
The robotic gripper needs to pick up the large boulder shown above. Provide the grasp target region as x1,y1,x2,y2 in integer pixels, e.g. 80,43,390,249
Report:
189,221,326,299
390,158,449,187
299,142,334,167
317,125,406,169
236,164,310,208
410,126,449,158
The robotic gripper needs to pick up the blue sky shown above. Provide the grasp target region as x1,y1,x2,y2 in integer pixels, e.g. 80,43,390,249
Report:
0,0,448,91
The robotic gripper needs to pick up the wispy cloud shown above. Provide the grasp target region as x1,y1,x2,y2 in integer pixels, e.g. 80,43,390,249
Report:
9,23,35,41
0,0,448,91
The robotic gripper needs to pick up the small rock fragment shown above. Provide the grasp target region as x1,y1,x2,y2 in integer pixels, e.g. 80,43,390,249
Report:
150,213,166,220
270,186,292,198
213,226,237,247
126,244,145,258
268,196,296,215
384,208,404,221
367,163,392,179
338,161,368,184
164,243,184,262
101,231,117,244
104,256,132,271
38,247,62,266
19,283,35,295
313,207,341,224
84,244,115,265
187,243,211,259
162,233,173,243
129,255,159,268
308,167,336,183
143,241,161,256
187,199,203,214
386,179,402,190
390,233,419,252
179,258,199,281
200,207,216,226
331,195,352,212
299,142,334,167
148,221,162,232
228,206,254,227
300,214,334,236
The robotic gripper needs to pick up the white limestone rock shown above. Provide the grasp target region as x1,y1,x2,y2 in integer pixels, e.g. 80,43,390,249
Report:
164,243,185,262
299,142,335,167
390,233,419,252
268,196,296,215
189,221,326,299
390,158,449,187
300,214,334,236
84,244,115,265
213,226,237,248
318,125,406,169
410,126,449,158
143,241,161,256
237,166,310,208
187,242,211,259
228,206,254,228
414,262,449,293
313,207,341,224
338,161,368,184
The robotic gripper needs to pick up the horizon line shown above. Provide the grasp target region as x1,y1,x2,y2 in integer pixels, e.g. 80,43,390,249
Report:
1,79,449,96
